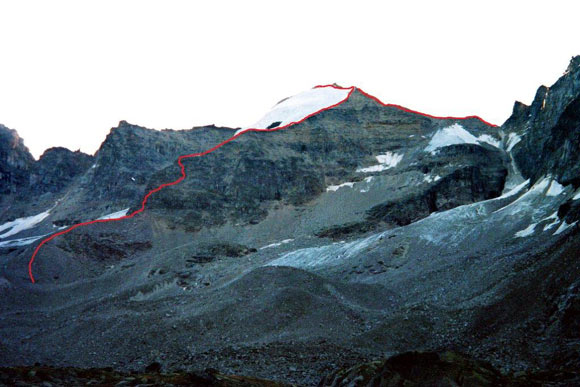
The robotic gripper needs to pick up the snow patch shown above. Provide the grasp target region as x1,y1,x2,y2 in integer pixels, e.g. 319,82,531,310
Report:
0,210,51,239
531,177,552,193
546,180,565,196
357,152,403,173
477,134,501,148
260,239,294,250
97,208,130,220
424,174,442,183
506,133,522,152
554,221,577,235
514,223,538,238
425,124,479,154
574,190,580,200
497,179,530,200
235,86,351,135
543,212,560,232
360,176,374,193
0,233,50,248
326,182,355,192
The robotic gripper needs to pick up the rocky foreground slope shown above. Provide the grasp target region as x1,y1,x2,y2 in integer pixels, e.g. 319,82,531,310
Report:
1,58,580,385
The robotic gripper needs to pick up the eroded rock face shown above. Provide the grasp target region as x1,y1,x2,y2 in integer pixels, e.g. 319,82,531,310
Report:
509,55,580,186
0,124,34,194
143,90,506,233
30,147,94,194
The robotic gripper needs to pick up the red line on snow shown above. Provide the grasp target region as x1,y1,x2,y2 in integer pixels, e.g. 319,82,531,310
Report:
27,85,496,283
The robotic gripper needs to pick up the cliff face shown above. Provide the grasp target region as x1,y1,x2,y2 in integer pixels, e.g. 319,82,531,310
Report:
508,55,580,185
0,124,34,194
0,125,96,202
30,148,95,195
142,90,507,233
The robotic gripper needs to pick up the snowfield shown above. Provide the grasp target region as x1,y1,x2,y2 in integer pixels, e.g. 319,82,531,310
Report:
235,86,352,136
357,152,403,173
0,210,51,239
97,208,130,220
326,182,355,192
425,124,501,154
0,234,50,248
546,180,565,196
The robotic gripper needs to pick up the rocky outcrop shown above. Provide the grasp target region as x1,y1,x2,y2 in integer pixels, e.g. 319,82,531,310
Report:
0,124,34,194
509,56,580,186
30,147,94,195
82,121,234,205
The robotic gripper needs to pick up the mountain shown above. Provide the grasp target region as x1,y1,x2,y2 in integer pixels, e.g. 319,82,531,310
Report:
0,58,579,385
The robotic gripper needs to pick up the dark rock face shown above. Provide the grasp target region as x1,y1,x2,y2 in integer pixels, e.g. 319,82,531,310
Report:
143,90,506,233
85,121,234,205
367,145,507,228
30,147,94,194
509,55,580,186
536,94,580,186
0,124,34,194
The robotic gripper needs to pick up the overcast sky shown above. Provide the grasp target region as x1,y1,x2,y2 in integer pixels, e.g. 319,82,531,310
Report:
1,0,579,158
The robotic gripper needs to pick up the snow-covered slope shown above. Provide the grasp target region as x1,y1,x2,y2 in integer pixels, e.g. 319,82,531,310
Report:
235,85,352,135
425,123,501,154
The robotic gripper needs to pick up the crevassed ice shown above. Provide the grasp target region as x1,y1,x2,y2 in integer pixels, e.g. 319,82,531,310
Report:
0,210,51,239
235,86,351,136
357,152,403,173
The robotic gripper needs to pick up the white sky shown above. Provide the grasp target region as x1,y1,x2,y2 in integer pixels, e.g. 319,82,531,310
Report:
1,0,579,159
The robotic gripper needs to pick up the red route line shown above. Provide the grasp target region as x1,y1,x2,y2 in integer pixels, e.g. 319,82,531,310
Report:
27,84,496,283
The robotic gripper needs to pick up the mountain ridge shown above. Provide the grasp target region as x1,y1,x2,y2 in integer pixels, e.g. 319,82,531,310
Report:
1,58,580,386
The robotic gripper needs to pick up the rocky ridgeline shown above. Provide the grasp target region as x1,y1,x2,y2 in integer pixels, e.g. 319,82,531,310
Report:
1,88,507,235
0,124,35,194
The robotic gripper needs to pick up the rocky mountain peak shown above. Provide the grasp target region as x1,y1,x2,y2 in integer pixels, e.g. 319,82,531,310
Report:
0,124,35,194
565,55,580,74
